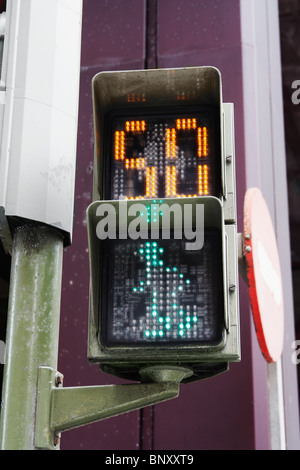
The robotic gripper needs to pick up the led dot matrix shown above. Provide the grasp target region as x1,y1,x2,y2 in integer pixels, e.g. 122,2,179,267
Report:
109,112,216,201
101,108,223,347
102,235,223,346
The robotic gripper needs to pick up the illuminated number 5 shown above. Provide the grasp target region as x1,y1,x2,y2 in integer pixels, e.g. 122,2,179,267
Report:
114,120,157,199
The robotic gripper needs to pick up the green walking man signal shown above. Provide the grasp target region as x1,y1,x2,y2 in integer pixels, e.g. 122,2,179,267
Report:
87,66,240,383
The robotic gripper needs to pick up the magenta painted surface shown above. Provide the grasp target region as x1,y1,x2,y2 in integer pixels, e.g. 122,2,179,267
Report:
80,0,146,70
157,0,241,58
58,0,270,450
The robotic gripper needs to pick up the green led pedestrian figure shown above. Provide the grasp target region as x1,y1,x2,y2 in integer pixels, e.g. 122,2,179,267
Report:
131,240,197,340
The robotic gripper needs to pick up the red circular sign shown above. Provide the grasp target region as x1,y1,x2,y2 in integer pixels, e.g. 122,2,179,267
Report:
243,188,284,363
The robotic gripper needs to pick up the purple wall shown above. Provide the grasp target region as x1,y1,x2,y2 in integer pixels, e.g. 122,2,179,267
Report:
58,0,272,450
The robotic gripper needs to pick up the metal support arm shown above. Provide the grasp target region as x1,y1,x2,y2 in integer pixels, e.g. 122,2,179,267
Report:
35,366,191,450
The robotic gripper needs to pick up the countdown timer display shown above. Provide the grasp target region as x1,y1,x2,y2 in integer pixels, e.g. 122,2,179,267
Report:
106,109,220,200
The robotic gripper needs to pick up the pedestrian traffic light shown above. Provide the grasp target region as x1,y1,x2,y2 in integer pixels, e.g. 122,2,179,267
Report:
87,67,240,383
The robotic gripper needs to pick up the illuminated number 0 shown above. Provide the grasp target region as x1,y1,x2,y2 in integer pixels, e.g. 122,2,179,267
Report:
166,119,209,197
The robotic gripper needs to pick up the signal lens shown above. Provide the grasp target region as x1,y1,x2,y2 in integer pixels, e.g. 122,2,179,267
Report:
101,230,224,347
108,110,219,200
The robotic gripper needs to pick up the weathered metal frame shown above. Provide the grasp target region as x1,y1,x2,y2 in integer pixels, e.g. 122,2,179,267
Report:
87,67,240,381
92,67,225,203
87,196,239,368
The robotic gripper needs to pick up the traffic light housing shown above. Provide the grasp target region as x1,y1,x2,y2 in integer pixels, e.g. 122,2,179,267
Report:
87,67,240,383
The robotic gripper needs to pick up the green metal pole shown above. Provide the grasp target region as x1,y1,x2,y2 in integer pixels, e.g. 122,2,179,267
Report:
0,225,64,450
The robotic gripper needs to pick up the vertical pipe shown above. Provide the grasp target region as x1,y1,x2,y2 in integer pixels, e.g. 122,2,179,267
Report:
0,225,63,450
